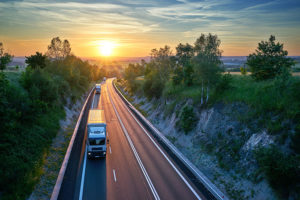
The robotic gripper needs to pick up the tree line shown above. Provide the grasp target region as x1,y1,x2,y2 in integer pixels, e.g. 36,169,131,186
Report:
124,34,295,102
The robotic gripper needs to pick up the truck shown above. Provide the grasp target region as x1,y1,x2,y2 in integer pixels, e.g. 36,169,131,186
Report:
87,109,107,159
95,84,101,94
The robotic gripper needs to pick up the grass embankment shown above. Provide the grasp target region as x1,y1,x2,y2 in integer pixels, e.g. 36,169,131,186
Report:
166,75,300,123
0,56,102,200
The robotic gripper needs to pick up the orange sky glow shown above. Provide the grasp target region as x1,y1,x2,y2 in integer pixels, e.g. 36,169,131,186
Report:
1,0,299,57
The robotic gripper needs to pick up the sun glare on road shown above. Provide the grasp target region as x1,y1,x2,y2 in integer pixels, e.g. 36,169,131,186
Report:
98,40,116,56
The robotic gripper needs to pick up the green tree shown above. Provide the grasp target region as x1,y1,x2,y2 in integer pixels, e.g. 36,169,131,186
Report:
0,42,13,71
247,35,295,80
25,52,48,69
194,33,222,65
150,46,173,79
123,63,145,92
62,39,71,58
193,34,223,104
176,43,194,66
240,65,247,75
46,37,71,60
172,65,184,85
144,45,174,98
177,105,197,134
175,43,194,86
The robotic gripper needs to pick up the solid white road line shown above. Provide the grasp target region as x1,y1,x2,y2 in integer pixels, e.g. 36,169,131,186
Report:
79,146,87,200
112,82,202,200
109,146,112,154
107,83,160,200
113,169,117,182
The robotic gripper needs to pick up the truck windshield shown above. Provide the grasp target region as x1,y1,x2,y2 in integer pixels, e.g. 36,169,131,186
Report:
89,138,105,145
89,126,105,135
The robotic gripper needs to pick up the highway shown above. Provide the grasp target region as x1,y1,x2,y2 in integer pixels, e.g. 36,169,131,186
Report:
58,78,208,200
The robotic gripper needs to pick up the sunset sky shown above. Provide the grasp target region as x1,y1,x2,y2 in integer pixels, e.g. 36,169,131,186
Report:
0,0,300,57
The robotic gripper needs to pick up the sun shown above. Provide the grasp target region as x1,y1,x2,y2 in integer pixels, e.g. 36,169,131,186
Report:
98,41,115,56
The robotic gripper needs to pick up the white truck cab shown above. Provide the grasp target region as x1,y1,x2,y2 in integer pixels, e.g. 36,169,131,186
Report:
87,109,107,159
95,84,101,94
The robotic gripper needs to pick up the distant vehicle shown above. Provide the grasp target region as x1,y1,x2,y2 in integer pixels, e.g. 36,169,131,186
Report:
87,109,107,159
95,84,101,94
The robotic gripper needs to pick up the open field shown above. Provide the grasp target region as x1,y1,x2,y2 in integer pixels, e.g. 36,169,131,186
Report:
227,72,300,76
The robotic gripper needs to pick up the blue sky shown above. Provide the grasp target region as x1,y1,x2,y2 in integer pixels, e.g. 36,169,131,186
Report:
0,0,299,56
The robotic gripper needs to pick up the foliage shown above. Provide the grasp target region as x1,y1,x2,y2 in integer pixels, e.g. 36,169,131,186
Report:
123,63,144,92
141,45,174,99
20,68,60,105
247,35,295,80
193,33,223,85
0,71,63,200
255,146,300,197
177,105,197,134
143,68,165,99
176,43,194,66
174,43,194,85
0,42,13,71
0,51,103,199
45,55,102,98
149,45,174,83
214,73,232,94
193,33,222,65
240,66,247,75
290,125,300,154
172,65,184,85
46,37,71,60
25,52,48,69
123,34,224,102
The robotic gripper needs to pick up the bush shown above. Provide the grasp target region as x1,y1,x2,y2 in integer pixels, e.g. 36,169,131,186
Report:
255,146,300,197
240,66,247,75
215,73,232,93
177,105,198,134
143,70,165,99
247,35,295,81
290,125,300,154
20,68,60,105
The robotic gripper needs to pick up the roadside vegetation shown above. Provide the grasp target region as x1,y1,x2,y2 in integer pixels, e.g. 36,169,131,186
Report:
0,38,104,200
121,34,300,199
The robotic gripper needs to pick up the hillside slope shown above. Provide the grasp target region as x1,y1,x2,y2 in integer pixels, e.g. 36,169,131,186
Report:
116,76,300,200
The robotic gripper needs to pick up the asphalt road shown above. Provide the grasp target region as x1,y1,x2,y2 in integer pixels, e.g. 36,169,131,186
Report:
74,78,208,200
81,91,106,200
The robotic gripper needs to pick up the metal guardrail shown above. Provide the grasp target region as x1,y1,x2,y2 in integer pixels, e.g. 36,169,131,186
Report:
113,81,228,200
51,87,95,200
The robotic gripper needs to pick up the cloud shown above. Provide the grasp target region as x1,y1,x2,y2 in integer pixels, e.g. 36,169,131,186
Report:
0,0,299,56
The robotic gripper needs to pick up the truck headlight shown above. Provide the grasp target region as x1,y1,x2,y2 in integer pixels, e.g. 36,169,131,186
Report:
88,152,91,155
